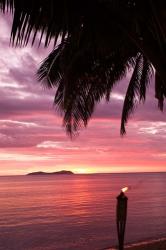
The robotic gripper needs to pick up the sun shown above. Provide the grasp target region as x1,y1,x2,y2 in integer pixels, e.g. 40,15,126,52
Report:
74,168,88,174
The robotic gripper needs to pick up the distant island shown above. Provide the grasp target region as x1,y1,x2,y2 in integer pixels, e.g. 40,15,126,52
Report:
27,170,74,176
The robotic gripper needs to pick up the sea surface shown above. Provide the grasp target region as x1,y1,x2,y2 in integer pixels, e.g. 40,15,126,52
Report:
0,172,165,250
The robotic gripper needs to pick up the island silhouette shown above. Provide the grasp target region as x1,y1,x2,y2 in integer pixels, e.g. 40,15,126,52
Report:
27,170,74,175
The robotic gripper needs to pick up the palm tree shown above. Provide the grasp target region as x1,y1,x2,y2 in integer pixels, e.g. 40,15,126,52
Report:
0,0,165,135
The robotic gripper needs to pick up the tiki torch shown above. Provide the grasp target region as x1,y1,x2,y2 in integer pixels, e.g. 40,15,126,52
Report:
116,187,128,250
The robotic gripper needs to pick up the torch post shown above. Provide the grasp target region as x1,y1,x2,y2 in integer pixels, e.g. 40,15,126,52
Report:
116,190,128,250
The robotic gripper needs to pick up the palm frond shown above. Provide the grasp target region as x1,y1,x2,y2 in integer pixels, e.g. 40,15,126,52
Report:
0,0,14,12
155,72,166,111
121,54,143,135
139,56,154,101
105,53,133,101
7,0,70,47
121,54,154,134
37,40,69,88
38,32,139,135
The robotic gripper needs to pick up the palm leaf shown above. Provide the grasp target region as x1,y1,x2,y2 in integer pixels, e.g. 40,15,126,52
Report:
155,72,166,111
121,54,154,134
121,54,143,135
139,56,154,101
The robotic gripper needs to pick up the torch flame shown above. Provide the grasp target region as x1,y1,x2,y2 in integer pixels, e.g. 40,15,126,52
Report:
121,187,128,193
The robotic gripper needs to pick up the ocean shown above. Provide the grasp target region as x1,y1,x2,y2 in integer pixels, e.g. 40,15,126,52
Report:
0,172,165,250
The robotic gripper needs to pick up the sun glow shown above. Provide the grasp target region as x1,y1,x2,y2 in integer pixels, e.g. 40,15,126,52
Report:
74,168,89,174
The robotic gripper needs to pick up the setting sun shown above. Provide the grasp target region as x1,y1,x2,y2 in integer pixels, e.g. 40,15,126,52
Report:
74,168,89,174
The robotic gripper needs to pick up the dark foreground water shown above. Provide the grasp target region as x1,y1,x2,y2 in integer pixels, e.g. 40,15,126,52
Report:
0,172,165,250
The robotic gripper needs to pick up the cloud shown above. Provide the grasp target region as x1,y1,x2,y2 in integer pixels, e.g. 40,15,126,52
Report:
152,153,166,158
0,152,53,161
138,122,166,135
0,119,39,127
111,93,124,101
36,141,79,150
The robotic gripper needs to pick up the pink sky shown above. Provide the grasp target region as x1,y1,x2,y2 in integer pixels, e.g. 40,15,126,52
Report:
0,14,165,175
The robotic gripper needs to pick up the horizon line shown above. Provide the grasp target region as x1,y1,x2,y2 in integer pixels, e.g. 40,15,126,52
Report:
0,171,165,177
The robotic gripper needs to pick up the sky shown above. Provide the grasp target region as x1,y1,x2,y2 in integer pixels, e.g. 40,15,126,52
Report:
0,14,165,175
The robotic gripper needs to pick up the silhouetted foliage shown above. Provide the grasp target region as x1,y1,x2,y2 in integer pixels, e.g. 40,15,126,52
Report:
0,0,165,135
